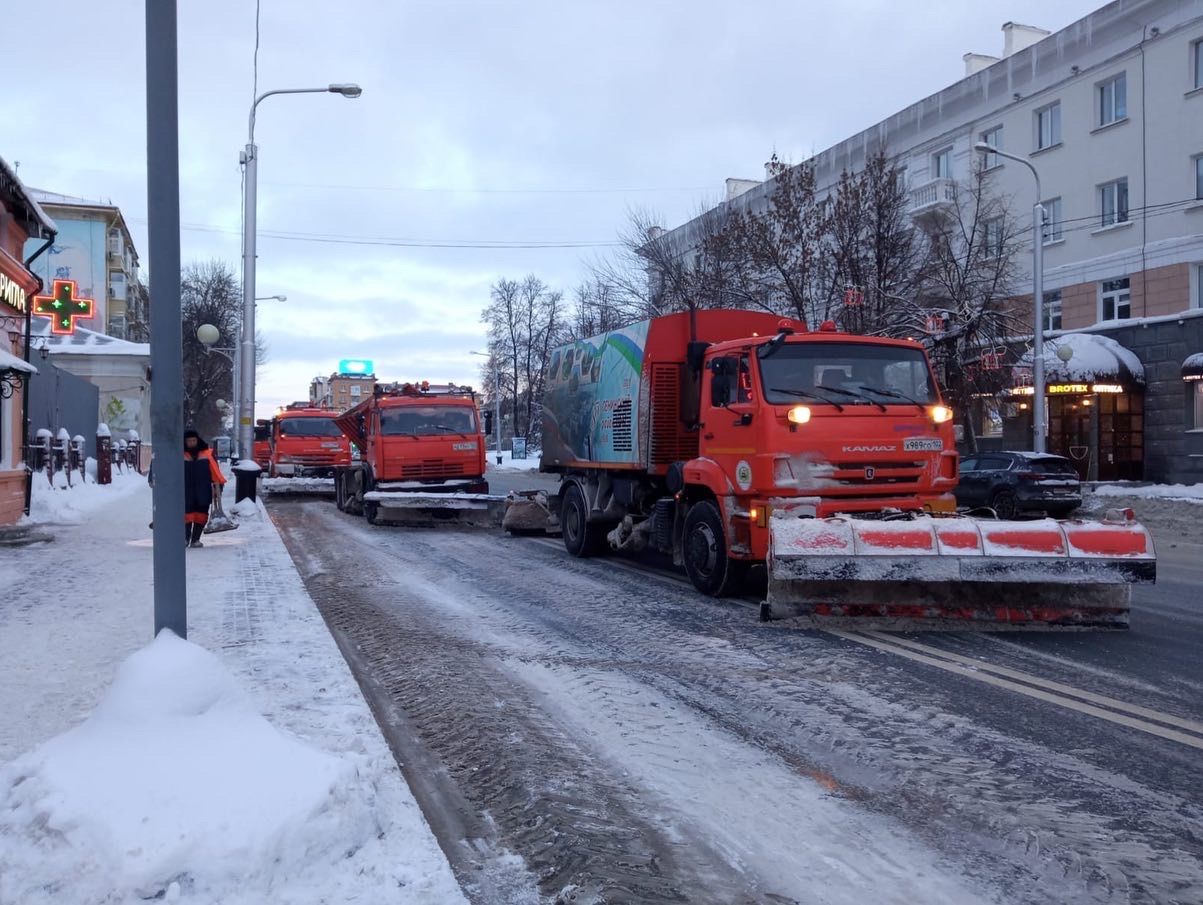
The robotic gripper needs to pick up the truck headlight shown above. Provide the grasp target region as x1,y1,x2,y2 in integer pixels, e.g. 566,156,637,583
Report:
928,405,953,424
787,405,812,424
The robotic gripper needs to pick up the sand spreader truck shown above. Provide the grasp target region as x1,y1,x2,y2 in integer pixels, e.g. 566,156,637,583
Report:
505,309,1155,629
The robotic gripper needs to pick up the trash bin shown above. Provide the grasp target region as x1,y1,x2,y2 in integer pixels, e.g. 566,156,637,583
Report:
232,459,262,503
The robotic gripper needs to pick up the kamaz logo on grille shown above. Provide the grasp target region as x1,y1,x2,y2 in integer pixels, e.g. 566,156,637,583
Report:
864,466,876,480
842,444,895,453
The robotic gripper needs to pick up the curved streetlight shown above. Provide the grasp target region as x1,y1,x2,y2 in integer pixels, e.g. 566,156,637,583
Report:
238,84,361,461
255,294,287,302
974,141,1047,452
470,351,504,465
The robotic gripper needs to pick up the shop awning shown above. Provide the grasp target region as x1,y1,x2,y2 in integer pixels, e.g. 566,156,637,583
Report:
0,346,37,376
1183,353,1203,381
1014,333,1144,391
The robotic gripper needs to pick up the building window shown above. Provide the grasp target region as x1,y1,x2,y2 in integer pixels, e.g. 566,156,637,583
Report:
1042,197,1063,243
895,166,908,191
1195,154,1203,200
350,385,361,397
1192,383,1203,431
1194,39,1203,90
1035,103,1061,150
1099,178,1129,227
932,147,952,179
1100,278,1131,321
982,217,1004,258
1195,263,1203,309
980,126,1002,169
1097,73,1127,126
1043,290,1063,331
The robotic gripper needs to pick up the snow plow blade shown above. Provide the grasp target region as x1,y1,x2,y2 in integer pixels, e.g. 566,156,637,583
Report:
261,477,337,498
767,511,1155,630
363,491,509,528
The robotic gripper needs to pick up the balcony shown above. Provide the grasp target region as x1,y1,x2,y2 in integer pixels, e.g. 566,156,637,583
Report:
909,177,957,217
107,237,124,261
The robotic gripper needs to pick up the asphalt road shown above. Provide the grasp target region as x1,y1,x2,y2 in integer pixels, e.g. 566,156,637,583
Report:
271,492,1203,905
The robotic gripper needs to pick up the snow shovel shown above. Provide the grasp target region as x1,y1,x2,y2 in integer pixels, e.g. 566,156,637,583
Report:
204,491,238,534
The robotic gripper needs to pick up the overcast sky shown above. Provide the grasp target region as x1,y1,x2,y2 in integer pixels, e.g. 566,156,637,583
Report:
3,0,1102,417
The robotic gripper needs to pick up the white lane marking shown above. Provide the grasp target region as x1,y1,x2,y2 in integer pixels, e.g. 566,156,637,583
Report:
863,632,1203,736
830,631,1203,751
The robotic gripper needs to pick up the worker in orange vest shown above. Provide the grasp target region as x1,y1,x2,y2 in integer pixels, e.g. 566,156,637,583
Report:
184,429,226,547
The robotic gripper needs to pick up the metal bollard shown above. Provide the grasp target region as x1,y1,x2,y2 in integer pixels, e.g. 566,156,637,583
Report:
97,429,113,485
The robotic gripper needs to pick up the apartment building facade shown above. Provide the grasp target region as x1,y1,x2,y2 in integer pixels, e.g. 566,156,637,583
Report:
25,190,144,341
310,372,377,411
657,0,1203,482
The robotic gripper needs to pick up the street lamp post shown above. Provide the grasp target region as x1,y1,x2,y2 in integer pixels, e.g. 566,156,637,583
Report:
471,351,503,465
974,141,1046,453
239,85,360,460
228,295,285,459
198,323,237,451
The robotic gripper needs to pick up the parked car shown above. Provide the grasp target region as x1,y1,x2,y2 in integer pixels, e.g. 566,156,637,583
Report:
955,451,1082,519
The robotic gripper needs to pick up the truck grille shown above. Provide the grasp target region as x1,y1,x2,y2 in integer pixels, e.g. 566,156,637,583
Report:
650,363,698,465
288,453,341,466
400,459,467,478
832,459,926,487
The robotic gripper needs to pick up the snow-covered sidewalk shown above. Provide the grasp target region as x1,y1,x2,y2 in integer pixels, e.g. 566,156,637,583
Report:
0,474,465,904
1089,481,1203,504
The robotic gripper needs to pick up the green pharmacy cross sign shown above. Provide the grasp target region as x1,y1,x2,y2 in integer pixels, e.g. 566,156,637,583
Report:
34,279,95,334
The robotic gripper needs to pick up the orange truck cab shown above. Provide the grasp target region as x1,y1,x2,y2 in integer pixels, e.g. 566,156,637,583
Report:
333,382,489,520
252,420,272,470
268,405,352,477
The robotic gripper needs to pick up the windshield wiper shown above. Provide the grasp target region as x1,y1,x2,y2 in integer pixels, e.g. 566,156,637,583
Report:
816,384,887,412
769,387,844,412
851,384,927,412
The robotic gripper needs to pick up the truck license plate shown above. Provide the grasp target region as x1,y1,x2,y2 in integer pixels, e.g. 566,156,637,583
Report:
903,437,943,452
453,442,478,451
321,442,341,449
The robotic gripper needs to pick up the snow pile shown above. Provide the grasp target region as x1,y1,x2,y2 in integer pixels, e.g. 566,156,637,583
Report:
261,477,335,495
488,450,542,472
25,468,146,525
230,497,261,519
1092,482,1203,504
232,459,261,473
0,631,378,904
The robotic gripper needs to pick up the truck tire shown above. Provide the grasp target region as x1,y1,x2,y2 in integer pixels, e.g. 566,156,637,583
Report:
335,473,347,511
682,500,746,597
561,483,608,557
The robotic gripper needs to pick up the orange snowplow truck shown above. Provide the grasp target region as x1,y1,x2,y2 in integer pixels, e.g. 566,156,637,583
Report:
252,419,272,471
267,404,352,477
531,310,1155,629
333,381,502,525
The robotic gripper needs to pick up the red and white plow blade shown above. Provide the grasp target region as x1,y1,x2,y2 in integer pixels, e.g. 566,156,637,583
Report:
767,513,1156,630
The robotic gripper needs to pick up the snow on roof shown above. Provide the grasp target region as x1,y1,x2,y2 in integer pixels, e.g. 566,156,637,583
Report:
31,318,149,357
1019,332,1144,384
1183,352,1203,371
0,158,57,236
27,186,114,209
0,346,37,375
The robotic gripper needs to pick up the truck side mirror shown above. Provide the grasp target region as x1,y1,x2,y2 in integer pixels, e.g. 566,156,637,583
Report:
710,357,738,408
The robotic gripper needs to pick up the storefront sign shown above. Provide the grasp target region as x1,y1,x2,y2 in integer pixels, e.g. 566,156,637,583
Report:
1008,382,1126,396
0,271,28,313
33,279,94,334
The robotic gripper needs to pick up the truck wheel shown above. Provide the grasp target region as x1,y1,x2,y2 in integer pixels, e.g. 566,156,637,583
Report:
683,500,746,597
364,500,380,525
335,475,346,511
561,483,607,557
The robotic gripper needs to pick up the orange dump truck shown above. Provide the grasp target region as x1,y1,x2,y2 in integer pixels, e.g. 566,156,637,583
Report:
524,310,1155,629
333,381,503,525
268,404,352,478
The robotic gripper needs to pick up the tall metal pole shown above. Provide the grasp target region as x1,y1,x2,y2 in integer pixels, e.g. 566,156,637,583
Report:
146,0,187,638
494,367,502,465
238,141,258,462
973,143,1046,453
1031,201,1046,453
231,325,241,459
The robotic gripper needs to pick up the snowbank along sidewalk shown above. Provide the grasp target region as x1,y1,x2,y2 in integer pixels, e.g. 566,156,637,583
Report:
0,476,465,904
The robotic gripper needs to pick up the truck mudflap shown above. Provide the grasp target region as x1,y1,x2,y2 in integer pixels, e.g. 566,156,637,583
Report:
767,510,1156,630
260,477,337,497
362,491,509,528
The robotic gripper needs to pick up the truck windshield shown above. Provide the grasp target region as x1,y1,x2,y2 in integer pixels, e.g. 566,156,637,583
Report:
759,343,937,406
380,406,477,436
277,417,343,438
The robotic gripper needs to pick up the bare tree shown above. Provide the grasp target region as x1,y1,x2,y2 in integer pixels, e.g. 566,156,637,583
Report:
180,260,265,440
915,165,1026,452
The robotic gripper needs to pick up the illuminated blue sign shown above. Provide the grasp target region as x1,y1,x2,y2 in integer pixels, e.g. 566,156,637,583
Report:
338,359,374,376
